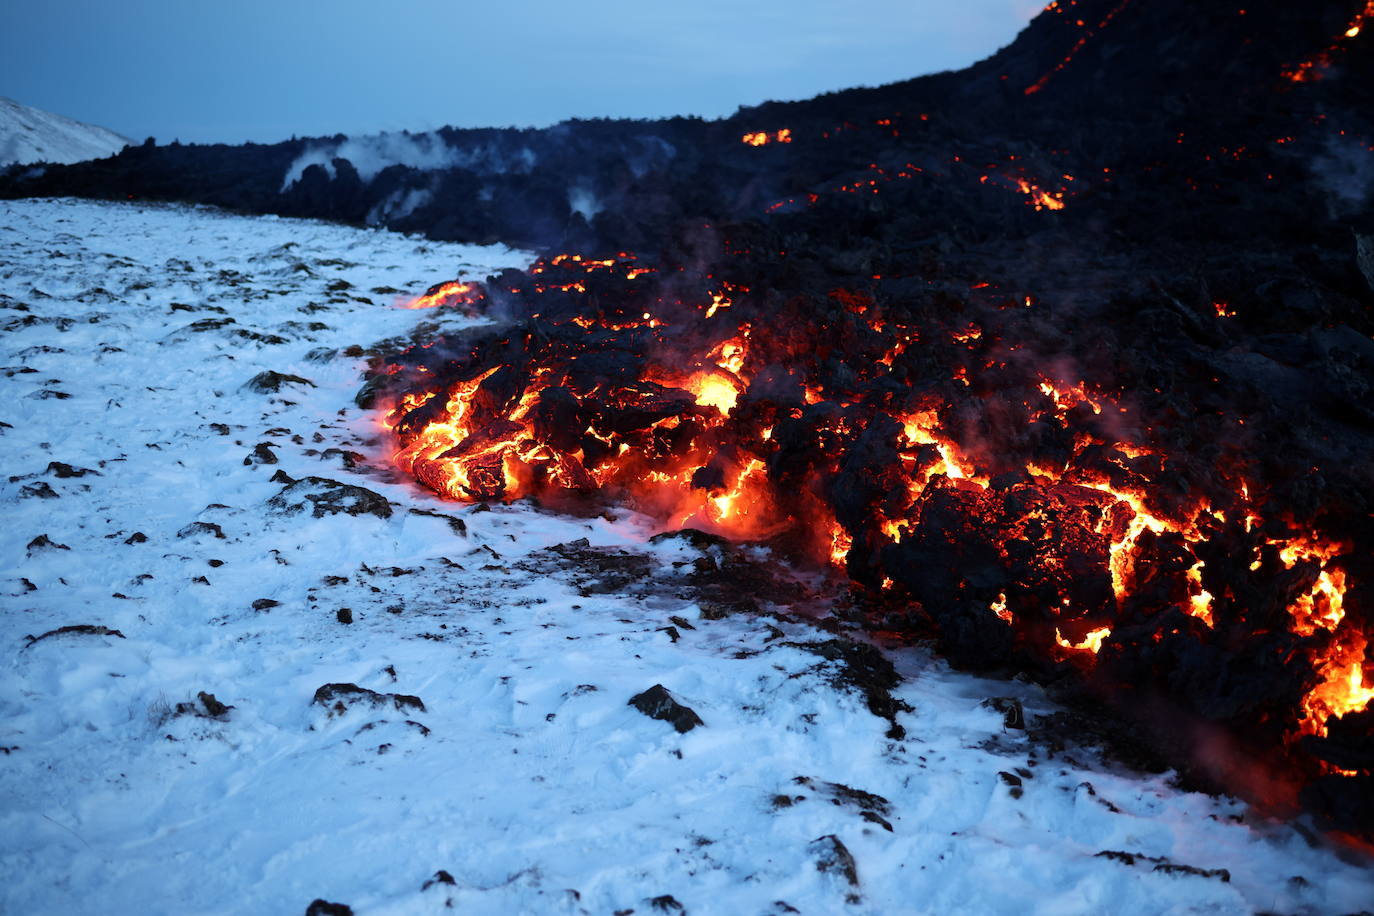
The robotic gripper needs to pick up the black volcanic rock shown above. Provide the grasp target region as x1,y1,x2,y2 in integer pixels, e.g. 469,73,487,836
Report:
628,684,704,733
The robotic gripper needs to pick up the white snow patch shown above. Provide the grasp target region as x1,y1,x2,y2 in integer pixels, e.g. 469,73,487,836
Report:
0,198,1370,916
0,97,130,168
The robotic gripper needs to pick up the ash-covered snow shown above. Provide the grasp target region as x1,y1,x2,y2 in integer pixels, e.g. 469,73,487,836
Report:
0,198,1370,915
0,98,130,168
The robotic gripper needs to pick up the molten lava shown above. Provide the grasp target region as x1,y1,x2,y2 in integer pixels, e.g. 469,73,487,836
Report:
376,238,1371,826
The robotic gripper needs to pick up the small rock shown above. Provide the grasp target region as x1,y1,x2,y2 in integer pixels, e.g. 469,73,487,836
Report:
336,608,353,624
26,534,70,553
25,625,125,645
46,461,99,478
270,469,296,484
312,683,425,716
245,370,315,394
268,476,392,520
982,697,1025,730
252,598,281,612
628,684,704,733
177,521,226,540
809,834,859,888
124,532,148,545
421,870,456,890
20,482,59,499
305,901,352,916
245,443,278,466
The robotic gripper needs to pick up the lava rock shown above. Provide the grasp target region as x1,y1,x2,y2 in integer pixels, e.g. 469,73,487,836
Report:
20,482,59,499
628,684,704,733
267,476,392,519
177,521,226,539
311,683,425,716
26,534,70,554
304,901,352,916
245,443,278,466
245,370,315,393
808,834,859,887
421,870,456,890
25,625,125,645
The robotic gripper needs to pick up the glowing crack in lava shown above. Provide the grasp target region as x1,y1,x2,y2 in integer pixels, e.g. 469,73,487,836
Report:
378,254,1371,793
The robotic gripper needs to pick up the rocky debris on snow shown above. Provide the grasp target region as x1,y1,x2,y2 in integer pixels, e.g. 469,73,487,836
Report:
173,691,232,720
251,598,280,611
407,507,467,536
421,870,456,891
1028,707,1172,778
9,460,101,481
244,443,278,466
354,375,386,409
539,539,656,596
177,521,226,540
998,771,1027,799
628,684,704,733
785,639,911,739
791,776,894,831
244,370,315,394
20,482,59,499
808,834,860,893
981,697,1026,730
267,476,392,519
649,894,685,913
319,448,364,469
25,534,70,554
124,531,148,544
335,608,353,624
25,624,125,645
311,683,425,716
45,461,99,478
1094,850,1231,882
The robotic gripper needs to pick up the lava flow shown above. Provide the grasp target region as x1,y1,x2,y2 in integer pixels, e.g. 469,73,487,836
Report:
371,243,1373,832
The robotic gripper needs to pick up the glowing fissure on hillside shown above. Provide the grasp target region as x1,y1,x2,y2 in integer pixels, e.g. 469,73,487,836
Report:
1025,0,1136,96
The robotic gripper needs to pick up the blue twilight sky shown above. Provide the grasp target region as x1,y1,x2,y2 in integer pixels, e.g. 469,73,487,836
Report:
1,1,1042,145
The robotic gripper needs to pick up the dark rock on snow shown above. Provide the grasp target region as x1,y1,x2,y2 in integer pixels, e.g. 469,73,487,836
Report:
267,476,392,519
628,684,704,733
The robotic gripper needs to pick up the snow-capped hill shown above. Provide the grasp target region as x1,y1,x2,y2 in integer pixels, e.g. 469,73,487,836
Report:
0,97,129,168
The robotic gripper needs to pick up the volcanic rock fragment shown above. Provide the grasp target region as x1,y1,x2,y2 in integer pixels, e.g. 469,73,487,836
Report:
267,476,392,519
244,443,278,466
20,482,59,499
177,521,226,539
311,683,425,716
25,625,125,645
26,534,70,554
628,684,704,733
808,834,860,889
244,370,315,393
304,901,353,916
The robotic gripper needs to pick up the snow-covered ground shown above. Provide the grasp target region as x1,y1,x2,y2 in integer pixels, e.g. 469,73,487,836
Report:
0,198,1370,915
0,97,130,168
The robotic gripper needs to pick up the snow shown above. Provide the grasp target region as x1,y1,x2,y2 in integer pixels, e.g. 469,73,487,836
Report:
0,197,1370,915
0,98,130,168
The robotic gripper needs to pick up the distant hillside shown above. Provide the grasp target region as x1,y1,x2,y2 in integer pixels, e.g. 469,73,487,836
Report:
0,97,129,168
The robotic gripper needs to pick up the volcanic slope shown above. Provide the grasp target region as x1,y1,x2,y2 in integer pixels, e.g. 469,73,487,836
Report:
1,199,1372,914
0,97,130,168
